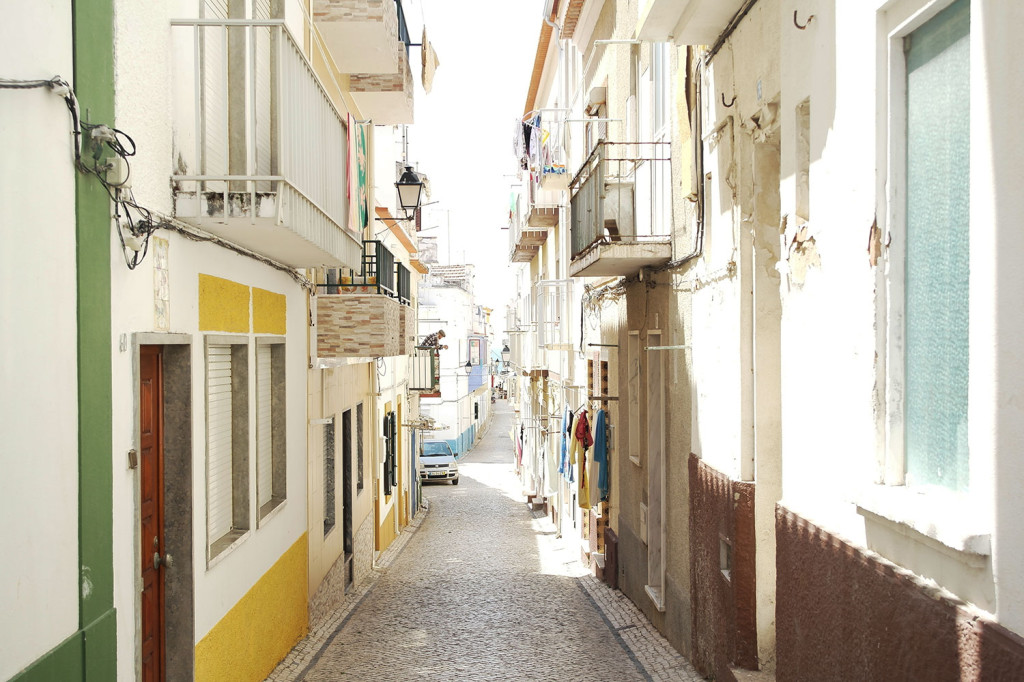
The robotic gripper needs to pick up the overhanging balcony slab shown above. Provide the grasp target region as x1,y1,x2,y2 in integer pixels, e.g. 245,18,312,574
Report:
313,0,400,74
174,191,361,268
350,49,414,124
636,0,748,44
527,206,559,228
569,240,672,278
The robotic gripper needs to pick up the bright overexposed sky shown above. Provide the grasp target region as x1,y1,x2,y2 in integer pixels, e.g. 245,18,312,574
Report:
400,0,546,339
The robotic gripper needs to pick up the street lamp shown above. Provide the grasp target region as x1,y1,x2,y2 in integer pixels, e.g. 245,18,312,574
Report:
501,344,511,365
464,360,473,375
396,166,425,218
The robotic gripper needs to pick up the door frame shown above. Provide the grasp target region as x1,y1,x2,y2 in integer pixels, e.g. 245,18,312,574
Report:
134,334,194,681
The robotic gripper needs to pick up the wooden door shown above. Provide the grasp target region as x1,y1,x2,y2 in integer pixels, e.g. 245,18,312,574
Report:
140,346,166,682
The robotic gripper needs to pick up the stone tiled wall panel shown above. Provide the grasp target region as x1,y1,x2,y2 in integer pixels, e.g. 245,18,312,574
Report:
313,0,397,37
776,506,1024,681
318,294,401,357
352,514,374,588
351,49,412,97
308,513,376,631
688,454,758,679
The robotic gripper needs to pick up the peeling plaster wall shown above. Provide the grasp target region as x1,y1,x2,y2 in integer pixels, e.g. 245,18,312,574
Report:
776,0,877,528
771,0,1024,657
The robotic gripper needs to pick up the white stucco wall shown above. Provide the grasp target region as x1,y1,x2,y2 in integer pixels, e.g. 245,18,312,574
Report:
770,0,1024,633
111,2,310,675
110,231,311,675
0,5,80,678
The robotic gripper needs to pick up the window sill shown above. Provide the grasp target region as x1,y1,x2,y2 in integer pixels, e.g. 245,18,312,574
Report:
855,484,990,558
207,528,250,569
257,497,287,528
645,585,666,612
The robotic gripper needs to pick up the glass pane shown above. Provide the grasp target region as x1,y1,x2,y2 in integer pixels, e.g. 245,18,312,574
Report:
904,0,970,491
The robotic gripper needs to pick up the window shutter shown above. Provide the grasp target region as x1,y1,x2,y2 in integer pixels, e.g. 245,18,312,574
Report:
207,344,233,543
392,413,398,487
256,343,272,510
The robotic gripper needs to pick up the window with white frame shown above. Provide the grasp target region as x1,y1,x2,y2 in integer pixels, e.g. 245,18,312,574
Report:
255,338,286,522
628,331,641,465
646,331,666,611
206,338,249,560
653,42,670,138
886,0,970,492
536,280,567,349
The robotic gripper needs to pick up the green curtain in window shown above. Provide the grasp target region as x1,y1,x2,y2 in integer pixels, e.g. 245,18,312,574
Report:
904,0,970,491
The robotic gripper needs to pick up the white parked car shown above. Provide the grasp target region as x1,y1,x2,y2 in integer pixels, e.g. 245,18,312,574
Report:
418,440,459,485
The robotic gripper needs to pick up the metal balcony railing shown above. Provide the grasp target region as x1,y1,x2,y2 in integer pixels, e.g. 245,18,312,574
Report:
410,345,440,393
170,17,359,266
396,262,411,304
318,240,413,304
569,141,672,260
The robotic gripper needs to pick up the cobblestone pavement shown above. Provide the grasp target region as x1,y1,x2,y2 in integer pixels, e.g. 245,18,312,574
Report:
267,402,703,682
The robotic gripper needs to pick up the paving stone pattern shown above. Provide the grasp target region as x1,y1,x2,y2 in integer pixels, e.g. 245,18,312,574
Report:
267,402,703,682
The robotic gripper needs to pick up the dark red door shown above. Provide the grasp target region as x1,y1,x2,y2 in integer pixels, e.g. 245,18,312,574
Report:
140,346,165,682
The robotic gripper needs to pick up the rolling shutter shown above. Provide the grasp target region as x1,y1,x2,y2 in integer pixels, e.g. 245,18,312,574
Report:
207,344,233,543
256,343,272,510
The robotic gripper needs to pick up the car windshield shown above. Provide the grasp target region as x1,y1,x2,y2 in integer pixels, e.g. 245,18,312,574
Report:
422,442,452,457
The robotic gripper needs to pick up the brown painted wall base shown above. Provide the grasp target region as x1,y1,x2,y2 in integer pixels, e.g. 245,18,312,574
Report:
776,505,1024,681
689,454,758,679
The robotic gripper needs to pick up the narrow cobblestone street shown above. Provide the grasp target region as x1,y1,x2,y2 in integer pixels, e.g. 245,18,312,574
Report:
268,401,702,681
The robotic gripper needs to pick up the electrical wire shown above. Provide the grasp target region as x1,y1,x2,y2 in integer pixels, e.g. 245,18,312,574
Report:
2,75,157,269
3,75,318,288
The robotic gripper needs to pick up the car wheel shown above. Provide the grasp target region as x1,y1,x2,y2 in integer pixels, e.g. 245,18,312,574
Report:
452,477,459,486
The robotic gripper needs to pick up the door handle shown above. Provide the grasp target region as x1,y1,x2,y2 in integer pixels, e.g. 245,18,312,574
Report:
153,552,174,570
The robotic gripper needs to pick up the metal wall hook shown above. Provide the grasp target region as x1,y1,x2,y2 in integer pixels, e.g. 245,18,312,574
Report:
794,10,814,29
722,93,736,108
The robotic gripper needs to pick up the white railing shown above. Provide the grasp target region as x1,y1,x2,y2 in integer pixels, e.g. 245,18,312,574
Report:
170,17,356,262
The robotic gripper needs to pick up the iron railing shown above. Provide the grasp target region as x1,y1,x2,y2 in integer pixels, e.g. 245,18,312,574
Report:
410,345,440,393
569,140,672,260
317,240,412,304
396,262,411,304
169,17,359,265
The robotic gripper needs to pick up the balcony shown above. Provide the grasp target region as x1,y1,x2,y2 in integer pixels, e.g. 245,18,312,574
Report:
313,0,414,123
170,18,362,269
568,141,672,278
410,346,441,397
349,47,414,125
313,0,407,75
636,0,748,44
510,224,549,264
508,193,550,264
316,241,415,359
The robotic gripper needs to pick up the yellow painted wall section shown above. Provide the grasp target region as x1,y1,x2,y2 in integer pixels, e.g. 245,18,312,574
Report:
253,287,287,334
195,535,309,682
198,274,250,332
376,505,396,551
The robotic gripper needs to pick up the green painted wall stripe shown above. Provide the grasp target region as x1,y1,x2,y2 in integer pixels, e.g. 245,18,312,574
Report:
15,1,119,678
8,632,84,682
83,612,117,681
73,0,117,678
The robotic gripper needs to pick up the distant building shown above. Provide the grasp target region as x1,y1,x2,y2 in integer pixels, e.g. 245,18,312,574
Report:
418,265,494,456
